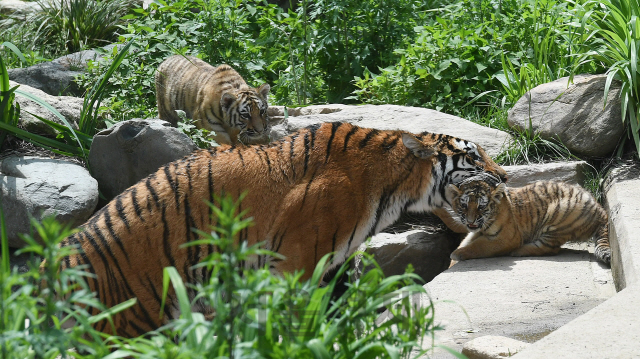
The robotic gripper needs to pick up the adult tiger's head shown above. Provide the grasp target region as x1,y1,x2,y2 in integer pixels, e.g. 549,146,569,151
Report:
445,174,506,231
221,84,271,144
401,132,508,214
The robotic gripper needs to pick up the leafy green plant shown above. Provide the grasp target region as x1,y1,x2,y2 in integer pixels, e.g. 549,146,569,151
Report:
576,0,640,157
0,42,23,149
0,41,132,165
175,110,219,148
30,0,132,54
0,204,135,359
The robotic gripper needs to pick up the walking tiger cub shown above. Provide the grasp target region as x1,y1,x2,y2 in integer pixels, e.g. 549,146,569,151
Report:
50,122,507,338
446,174,611,264
155,55,271,145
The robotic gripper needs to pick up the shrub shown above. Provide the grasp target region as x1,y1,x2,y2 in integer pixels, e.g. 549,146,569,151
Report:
30,0,133,54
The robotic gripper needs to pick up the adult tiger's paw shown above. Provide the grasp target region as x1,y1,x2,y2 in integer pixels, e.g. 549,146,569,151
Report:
450,248,470,261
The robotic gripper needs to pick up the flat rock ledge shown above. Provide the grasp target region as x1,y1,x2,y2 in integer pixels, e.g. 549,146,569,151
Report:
270,104,511,158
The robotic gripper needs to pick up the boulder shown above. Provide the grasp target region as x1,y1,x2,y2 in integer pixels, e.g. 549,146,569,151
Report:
6,46,117,97
89,119,198,201
353,213,463,284
11,80,83,136
504,161,589,188
0,0,40,16
271,104,511,157
508,74,623,158
0,155,98,248
462,336,530,359
8,62,84,97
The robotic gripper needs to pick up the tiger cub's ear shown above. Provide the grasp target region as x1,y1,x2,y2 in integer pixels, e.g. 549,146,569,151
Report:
445,184,461,203
258,83,270,99
492,183,507,201
221,92,236,113
402,133,436,159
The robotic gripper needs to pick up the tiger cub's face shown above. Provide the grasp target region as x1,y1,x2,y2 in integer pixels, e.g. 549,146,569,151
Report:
446,179,506,231
221,83,271,143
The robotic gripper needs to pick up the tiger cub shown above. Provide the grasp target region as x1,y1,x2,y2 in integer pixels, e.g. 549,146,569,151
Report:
155,55,271,145
51,122,507,338
445,175,611,264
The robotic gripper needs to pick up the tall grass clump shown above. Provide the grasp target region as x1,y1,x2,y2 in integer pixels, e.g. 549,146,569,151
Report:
575,0,640,157
30,0,132,54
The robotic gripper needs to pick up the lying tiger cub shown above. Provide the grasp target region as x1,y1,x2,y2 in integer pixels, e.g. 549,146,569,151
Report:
446,174,611,265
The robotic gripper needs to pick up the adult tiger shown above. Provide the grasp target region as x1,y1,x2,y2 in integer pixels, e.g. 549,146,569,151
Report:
155,55,271,145
53,122,507,338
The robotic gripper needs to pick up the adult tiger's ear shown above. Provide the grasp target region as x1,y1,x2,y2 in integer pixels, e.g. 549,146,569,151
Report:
445,184,461,203
221,92,236,113
258,83,270,99
402,133,436,159
492,183,507,201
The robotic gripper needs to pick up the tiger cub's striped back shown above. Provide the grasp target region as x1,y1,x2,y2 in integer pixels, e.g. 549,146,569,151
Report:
155,55,271,145
446,177,611,264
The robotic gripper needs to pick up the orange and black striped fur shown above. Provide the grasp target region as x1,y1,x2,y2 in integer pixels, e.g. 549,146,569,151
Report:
446,175,611,264
155,55,271,145
53,122,507,338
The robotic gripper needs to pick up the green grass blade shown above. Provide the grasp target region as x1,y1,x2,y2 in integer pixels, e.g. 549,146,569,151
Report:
0,42,27,65
15,89,86,156
87,298,137,324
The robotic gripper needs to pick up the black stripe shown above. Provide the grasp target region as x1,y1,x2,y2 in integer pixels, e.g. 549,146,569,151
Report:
359,129,380,149
186,156,194,191
303,132,310,176
290,134,299,178
382,135,399,152
208,159,214,219
103,210,130,263
325,122,341,163
164,165,180,212
238,150,245,167
161,205,176,268
146,176,161,208
330,229,338,254
344,224,358,257
115,196,131,232
343,126,358,151
131,187,145,222
274,229,287,253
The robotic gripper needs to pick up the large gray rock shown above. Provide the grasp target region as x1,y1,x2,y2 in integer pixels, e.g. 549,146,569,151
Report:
8,62,84,97
89,119,198,201
270,104,511,157
504,161,589,188
355,230,460,284
508,74,623,158
0,156,98,248
7,45,126,97
0,0,40,16
11,80,83,136
352,213,463,284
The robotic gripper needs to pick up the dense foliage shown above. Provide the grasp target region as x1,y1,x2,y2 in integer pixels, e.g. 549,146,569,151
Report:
3,0,638,161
